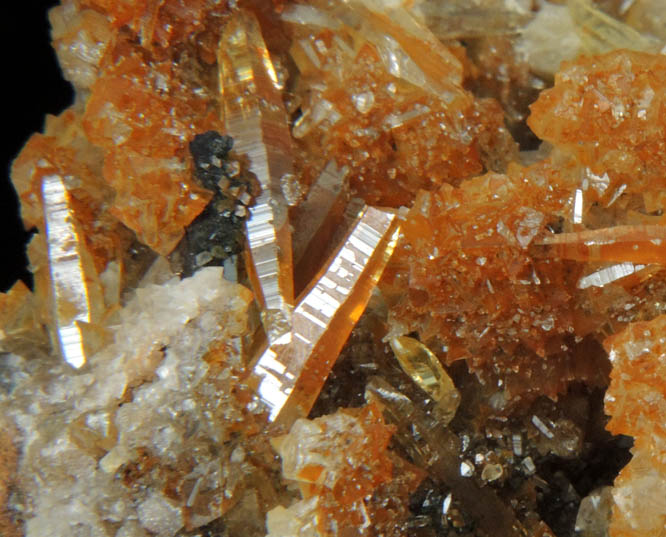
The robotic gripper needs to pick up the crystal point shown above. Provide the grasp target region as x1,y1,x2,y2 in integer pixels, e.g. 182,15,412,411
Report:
42,173,104,368
218,9,295,339
252,206,399,427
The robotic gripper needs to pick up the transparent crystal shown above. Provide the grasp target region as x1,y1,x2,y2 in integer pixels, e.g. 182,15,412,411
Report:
389,336,460,425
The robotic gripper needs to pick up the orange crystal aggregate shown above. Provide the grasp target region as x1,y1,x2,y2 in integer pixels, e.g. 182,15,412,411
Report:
251,206,399,426
82,52,216,255
528,50,666,199
384,49,666,406
3,2,666,537
283,1,517,207
603,315,666,537
383,168,604,402
268,404,423,537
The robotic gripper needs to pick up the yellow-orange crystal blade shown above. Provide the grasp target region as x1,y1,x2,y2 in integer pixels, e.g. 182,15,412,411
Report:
41,174,103,368
538,225,666,265
218,9,295,341
292,161,350,294
252,206,400,426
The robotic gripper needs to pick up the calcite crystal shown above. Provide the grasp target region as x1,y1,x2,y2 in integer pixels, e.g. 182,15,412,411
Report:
267,404,421,537
604,316,666,537
283,0,517,206
3,1,666,537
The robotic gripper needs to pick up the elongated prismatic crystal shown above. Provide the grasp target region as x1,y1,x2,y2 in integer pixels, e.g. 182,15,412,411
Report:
538,225,666,264
42,174,103,368
251,206,400,427
218,9,295,342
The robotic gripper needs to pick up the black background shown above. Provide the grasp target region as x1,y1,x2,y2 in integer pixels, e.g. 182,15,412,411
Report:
1,1,74,291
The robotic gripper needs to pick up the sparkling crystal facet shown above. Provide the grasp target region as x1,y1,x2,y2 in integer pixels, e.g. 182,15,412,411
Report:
389,336,460,425
218,9,295,340
252,206,399,426
42,174,104,368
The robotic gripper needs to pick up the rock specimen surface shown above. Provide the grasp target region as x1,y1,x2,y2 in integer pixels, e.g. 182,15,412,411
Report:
2,1,665,537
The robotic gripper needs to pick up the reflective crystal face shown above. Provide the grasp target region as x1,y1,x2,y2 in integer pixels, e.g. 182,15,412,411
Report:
2,2,666,537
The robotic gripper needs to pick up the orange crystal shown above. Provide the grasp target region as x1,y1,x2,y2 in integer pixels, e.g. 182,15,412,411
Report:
268,403,422,537
603,315,666,537
83,51,218,255
528,50,666,200
6,2,666,536
284,1,517,207
251,206,399,427
217,9,295,333
384,48,666,405
381,157,666,404
79,0,224,54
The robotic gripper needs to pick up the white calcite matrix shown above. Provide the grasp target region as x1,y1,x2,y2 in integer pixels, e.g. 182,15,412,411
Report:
0,267,257,537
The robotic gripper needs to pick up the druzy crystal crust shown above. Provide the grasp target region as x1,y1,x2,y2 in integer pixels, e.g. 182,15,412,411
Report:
2,1,666,537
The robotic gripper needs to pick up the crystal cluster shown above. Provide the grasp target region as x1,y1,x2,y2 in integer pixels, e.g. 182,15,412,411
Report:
2,1,666,537
284,0,518,206
604,315,666,537
384,49,666,406
267,404,422,537
1,268,268,536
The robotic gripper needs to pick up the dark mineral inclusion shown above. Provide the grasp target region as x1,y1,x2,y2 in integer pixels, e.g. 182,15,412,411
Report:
176,131,254,277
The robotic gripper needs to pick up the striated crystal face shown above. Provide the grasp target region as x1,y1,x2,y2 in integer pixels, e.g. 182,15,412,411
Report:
218,9,296,338
3,2,666,537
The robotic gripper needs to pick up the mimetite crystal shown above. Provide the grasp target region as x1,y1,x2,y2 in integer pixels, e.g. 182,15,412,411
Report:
252,206,399,427
218,9,295,340
389,336,460,425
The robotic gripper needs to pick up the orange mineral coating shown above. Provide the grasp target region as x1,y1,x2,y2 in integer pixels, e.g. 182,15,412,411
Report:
381,162,664,404
80,0,225,55
102,149,212,256
604,315,666,446
382,49,666,406
603,315,666,537
83,53,218,159
528,50,666,199
10,108,131,273
81,42,220,255
274,404,422,536
286,5,517,207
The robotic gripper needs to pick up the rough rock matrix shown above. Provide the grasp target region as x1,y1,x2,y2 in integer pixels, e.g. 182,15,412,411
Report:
2,1,665,537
